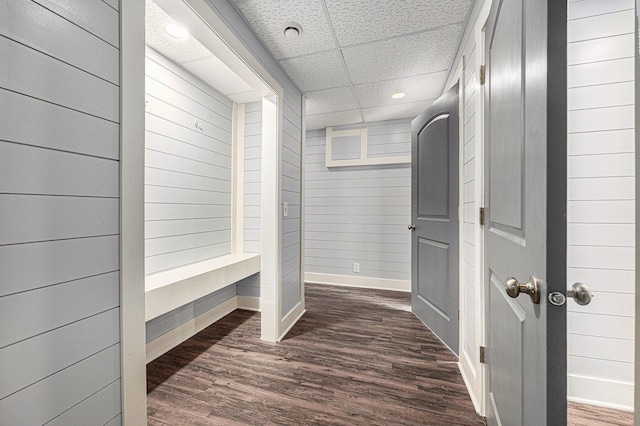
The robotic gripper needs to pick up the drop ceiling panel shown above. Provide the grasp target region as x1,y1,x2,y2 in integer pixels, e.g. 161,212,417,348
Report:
343,25,463,84
230,0,475,128
306,110,362,130
280,50,351,91
305,86,360,116
325,0,472,46
236,0,335,59
362,100,434,123
354,72,448,108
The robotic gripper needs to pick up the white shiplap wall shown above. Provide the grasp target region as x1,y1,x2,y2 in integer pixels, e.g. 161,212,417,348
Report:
566,0,635,410
145,47,234,275
238,101,262,299
211,0,305,321
282,91,303,316
460,22,480,391
305,120,412,284
0,1,122,424
244,101,262,253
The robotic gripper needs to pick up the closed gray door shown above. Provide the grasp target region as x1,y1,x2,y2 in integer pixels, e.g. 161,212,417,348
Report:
410,84,459,354
484,0,567,425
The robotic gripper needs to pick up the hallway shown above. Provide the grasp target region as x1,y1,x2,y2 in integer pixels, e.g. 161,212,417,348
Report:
147,285,484,425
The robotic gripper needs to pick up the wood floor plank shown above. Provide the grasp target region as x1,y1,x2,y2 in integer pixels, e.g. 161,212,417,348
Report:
147,284,486,425
568,401,633,426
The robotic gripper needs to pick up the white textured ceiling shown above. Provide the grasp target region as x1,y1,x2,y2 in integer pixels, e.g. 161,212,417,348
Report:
234,0,474,129
145,0,261,103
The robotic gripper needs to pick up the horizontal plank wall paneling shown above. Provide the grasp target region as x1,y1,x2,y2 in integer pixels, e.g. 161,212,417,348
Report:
566,0,635,410
282,91,303,317
207,0,305,329
146,285,237,343
0,1,122,423
145,47,233,275
244,101,262,254
455,11,480,401
238,101,263,300
305,120,412,287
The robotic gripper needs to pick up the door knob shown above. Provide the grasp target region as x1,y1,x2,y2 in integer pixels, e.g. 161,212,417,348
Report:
408,224,416,230
567,282,593,305
505,275,541,304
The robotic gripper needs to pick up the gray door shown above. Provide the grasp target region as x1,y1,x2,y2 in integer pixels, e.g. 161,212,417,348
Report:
410,84,459,354
484,0,567,425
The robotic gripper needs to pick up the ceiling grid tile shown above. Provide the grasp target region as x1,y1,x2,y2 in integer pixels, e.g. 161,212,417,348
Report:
233,0,474,129
236,0,336,59
324,0,472,46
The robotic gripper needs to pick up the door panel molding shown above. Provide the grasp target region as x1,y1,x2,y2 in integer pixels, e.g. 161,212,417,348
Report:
411,84,460,354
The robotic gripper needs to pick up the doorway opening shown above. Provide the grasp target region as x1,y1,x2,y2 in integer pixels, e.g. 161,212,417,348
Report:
120,0,284,421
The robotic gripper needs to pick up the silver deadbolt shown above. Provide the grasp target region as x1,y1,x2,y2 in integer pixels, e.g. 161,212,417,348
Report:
548,283,594,306
548,292,566,306
408,224,416,230
505,275,541,304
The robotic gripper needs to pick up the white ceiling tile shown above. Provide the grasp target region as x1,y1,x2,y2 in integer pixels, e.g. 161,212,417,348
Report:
354,72,448,108
325,0,472,46
362,100,435,123
342,25,463,84
236,0,335,59
280,50,352,91
305,86,359,115
145,0,212,63
306,110,362,130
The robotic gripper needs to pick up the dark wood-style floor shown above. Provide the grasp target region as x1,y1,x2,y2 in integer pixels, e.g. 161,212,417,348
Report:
147,284,485,425
147,284,635,425
568,402,633,426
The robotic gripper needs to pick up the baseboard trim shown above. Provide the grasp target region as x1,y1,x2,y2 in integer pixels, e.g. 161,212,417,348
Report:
237,295,260,311
568,374,634,412
305,272,410,292
279,300,306,341
458,354,482,416
146,296,238,363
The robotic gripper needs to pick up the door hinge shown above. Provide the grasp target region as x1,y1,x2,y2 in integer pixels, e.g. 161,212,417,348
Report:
458,310,460,321
479,207,486,225
479,65,486,85
480,346,487,364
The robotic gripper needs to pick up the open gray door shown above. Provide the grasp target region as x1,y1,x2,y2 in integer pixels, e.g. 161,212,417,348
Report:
484,0,567,425
410,84,459,354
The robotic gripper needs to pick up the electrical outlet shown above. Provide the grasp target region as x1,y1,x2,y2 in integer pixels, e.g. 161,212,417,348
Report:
283,202,288,217
353,262,360,273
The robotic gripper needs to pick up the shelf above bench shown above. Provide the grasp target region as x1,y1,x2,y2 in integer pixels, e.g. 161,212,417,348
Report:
145,253,260,322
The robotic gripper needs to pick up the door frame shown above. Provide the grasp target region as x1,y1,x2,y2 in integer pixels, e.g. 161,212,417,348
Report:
119,0,285,423
634,0,639,422
449,0,493,416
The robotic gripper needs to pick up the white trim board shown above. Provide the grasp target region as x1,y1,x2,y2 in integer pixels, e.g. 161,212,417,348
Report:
237,295,260,311
305,272,411,293
279,300,306,341
145,253,260,321
119,0,147,423
568,375,634,412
